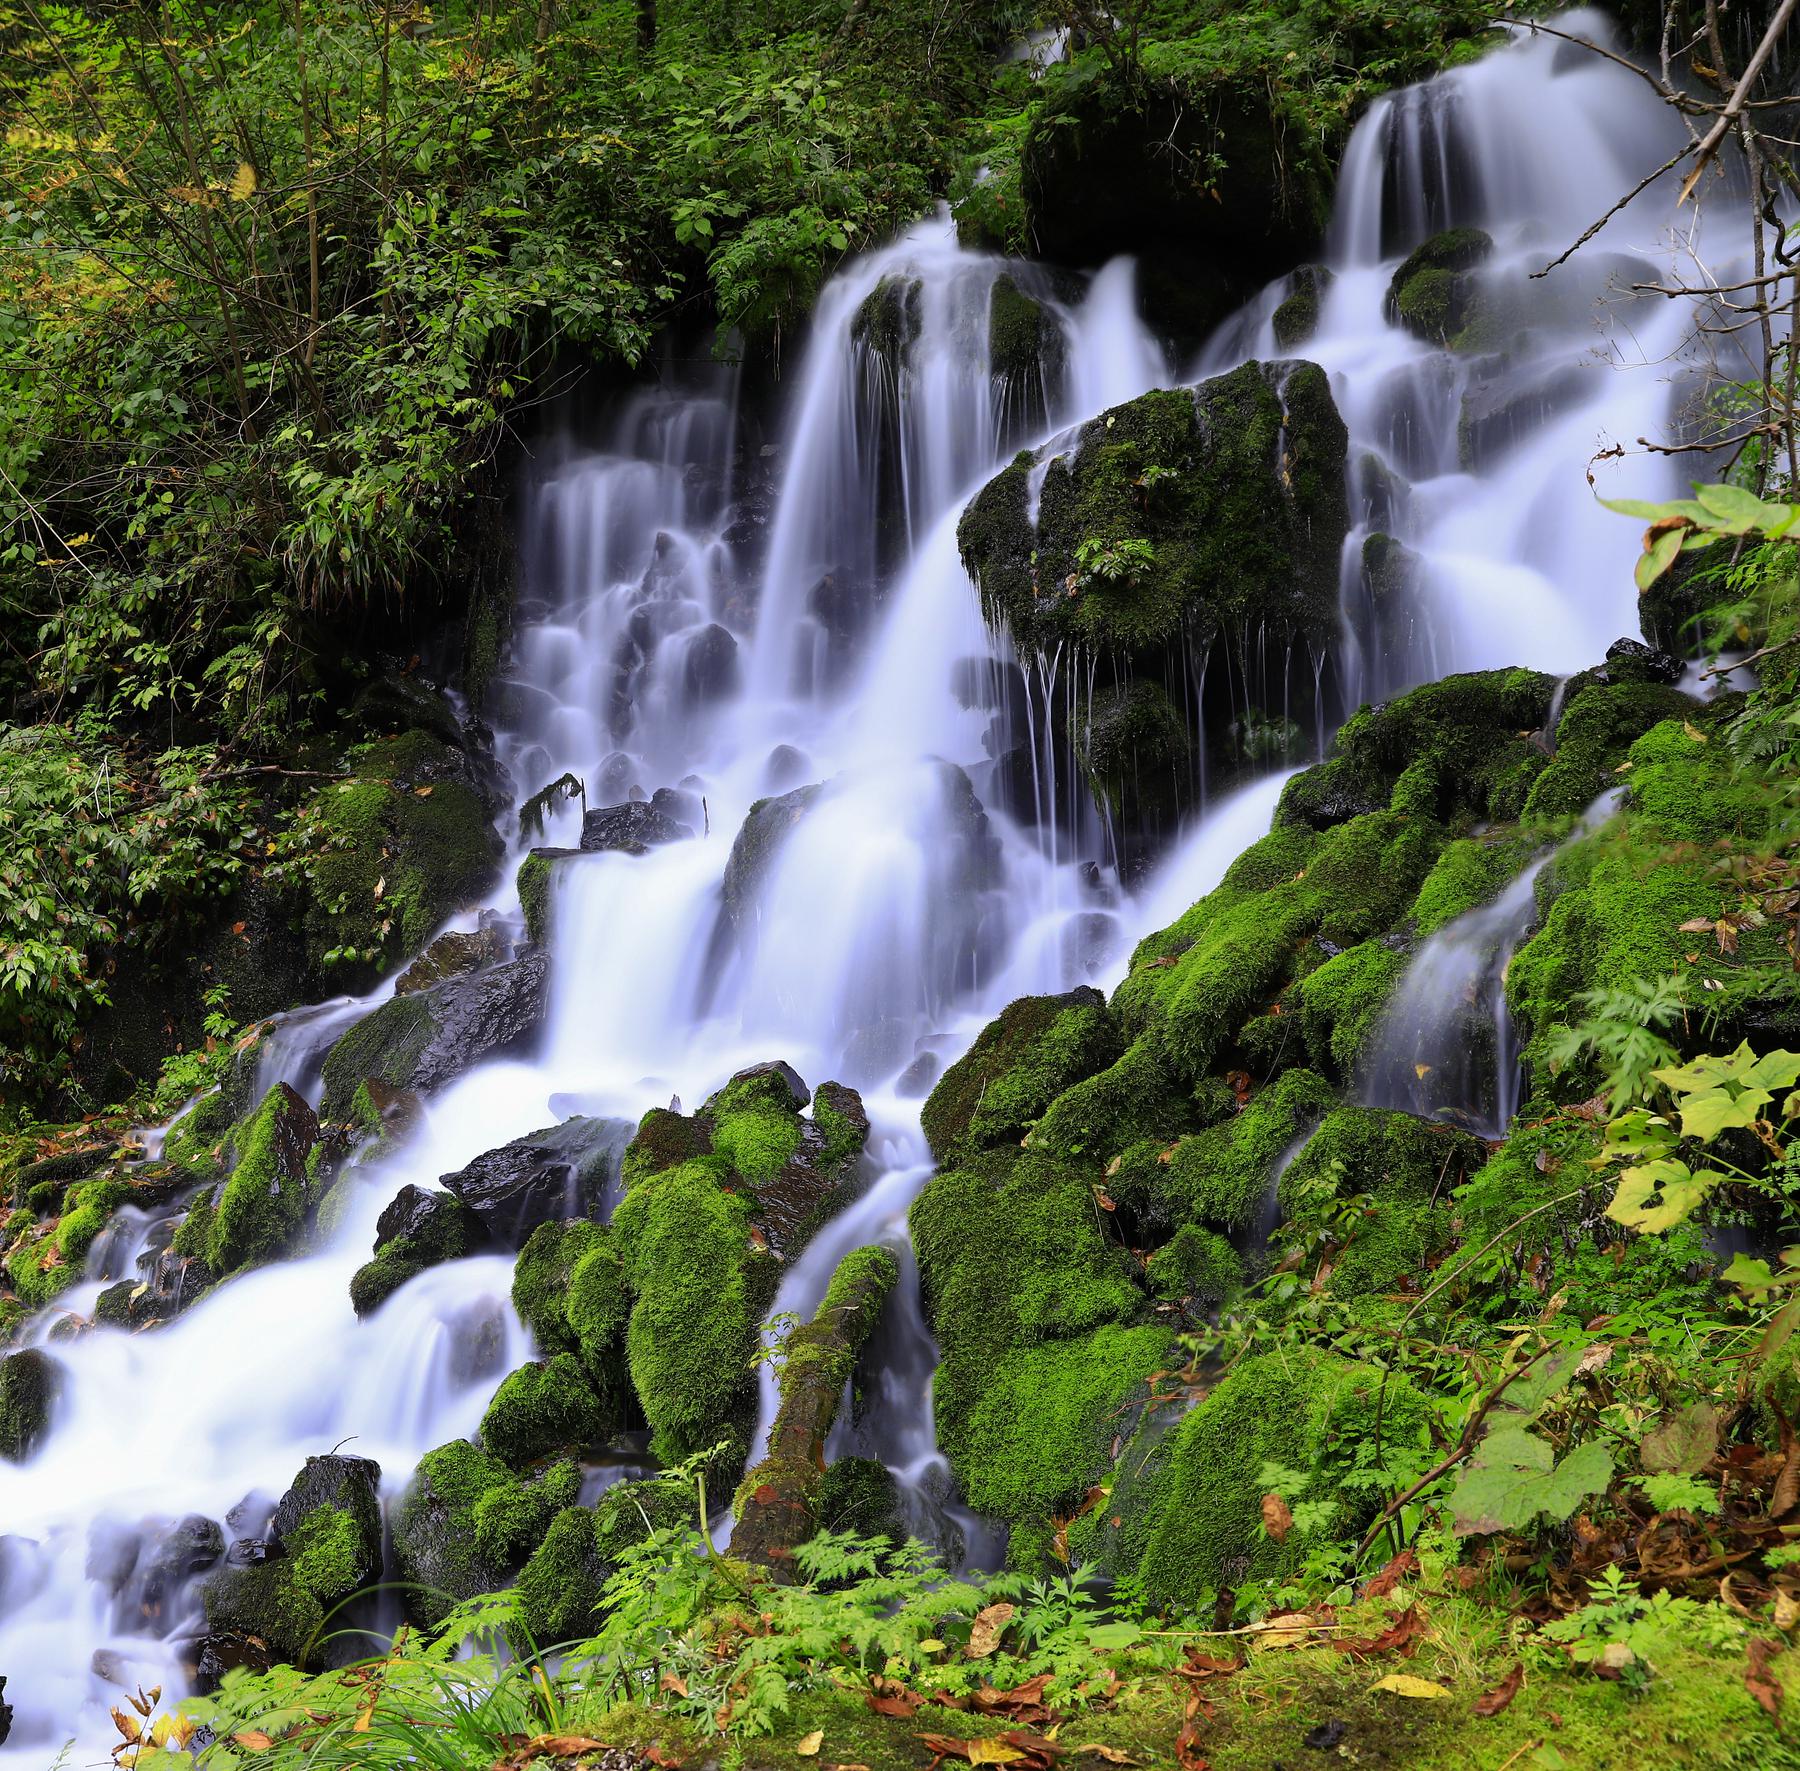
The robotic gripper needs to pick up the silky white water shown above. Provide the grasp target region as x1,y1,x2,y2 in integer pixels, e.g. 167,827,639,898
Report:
0,15,1746,1757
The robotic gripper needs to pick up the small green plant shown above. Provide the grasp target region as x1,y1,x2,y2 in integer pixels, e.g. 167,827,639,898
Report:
1073,535,1156,587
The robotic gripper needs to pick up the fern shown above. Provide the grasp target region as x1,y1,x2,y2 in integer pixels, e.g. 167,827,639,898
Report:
1545,974,1688,1111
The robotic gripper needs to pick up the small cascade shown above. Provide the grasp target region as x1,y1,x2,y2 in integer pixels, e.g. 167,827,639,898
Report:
1362,792,1623,1134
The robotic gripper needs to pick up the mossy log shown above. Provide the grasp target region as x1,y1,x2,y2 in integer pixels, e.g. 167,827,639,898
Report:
729,1244,899,1573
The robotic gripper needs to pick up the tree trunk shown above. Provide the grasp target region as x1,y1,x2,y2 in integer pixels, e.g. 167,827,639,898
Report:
728,1245,898,1573
636,0,656,54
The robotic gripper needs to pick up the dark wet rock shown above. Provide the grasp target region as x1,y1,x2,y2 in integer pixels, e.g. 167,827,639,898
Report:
729,1059,810,1112
0,1675,10,1747
1604,635,1684,685
851,274,922,372
580,799,692,855
376,1184,468,1252
351,1185,489,1317
721,782,824,927
650,784,704,831
440,1117,635,1246
1458,356,1588,469
761,744,811,791
680,622,740,707
1272,264,1334,350
395,926,507,995
751,1080,871,1258
134,1516,225,1627
318,949,551,1121
895,1052,942,1098
269,1454,384,1588
1386,226,1493,346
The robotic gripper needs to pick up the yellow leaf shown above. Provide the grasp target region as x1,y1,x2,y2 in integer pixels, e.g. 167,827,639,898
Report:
1371,1674,1452,1700
1076,1748,1138,1764
796,1730,824,1757
228,160,257,201
373,875,386,901
1253,1611,1314,1649
968,1743,1028,1766
918,1639,945,1653
1777,1591,1800,1634
1682,721,1709,744
233,1730,276,1751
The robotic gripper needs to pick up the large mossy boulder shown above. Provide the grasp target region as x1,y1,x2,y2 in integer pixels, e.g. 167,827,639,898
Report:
392,1439,582,1629
203,1454,383,1669
1385,226,1493,347
961,364,1349,666
317,948,549,1122
349,1184,488,1318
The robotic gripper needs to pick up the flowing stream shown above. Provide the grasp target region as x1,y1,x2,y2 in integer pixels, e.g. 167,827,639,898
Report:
0,14,1750,1759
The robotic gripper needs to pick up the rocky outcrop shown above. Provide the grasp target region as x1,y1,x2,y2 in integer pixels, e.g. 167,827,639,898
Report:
0,1347,61,1462
349,1184,489,1317
439,1116,635,1247
170,1084,321,1280
317,947,550,1121
580,793,694,854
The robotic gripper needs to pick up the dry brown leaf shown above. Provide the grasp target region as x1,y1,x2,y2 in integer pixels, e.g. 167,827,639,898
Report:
1776,1592,1800,1635
1362,1549,1418,1598
659,1671,689,1697
1748,1638,1785,1721
232,1732,275,1753
1472,1661,1524,1718
867,1687,924,1719
1075,1748,1137,1765
796,1730,825,1757
1260,1493,1293,1543
968,1601,1017,1659
1334,1606,1426,1661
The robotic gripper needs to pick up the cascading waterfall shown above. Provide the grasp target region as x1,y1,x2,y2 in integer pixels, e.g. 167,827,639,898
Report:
0,13,1748,1759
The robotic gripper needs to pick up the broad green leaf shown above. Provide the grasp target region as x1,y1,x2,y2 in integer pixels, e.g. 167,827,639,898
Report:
1639,1400,1719,1475
1605,1158,1720,1233
1599,495,1709,523
1451,1427,1612,1536
1494,1345,1586,1420
1739,1049,1800,1092
1694,480,1782,533
1679,1085,1771,1140
1598,1110,1677,1162
1635,525,1684,591
1723,1253,1781,1297
1651,1048,1747,1094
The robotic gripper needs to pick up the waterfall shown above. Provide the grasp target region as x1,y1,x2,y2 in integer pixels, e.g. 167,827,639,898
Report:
0,12,1754,1756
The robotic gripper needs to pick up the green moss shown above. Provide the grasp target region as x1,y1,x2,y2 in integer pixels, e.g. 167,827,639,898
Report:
960,364,1347,665
809,1084,867,1172
1296,941,1407,1081
317,993,437,1124
1409,831,1540,937
197,1084,319,1277
1145,1224,1243,1304
470,1457,581,1565
1076,679,1192,821
1281,1106,1486,1215
479,1351,612,1469
816,1456,903,1540
162,1088,236,1176
922,986,1121,1165
0,1347,59,1461
394,1439,546,1627
513,1219,607,1351
301,733,501,983
988,274,1063,386
1152,1068,1335,1231
851,274,921,371
203,1565,326,1666
711,1106,802,1186
1136,1350,1428,1605
511,1218,633,1406
612,1157,765,1464
1028,1033,1201,1164
516,850,554,947
1385,226,1492,346
1327,1200,1448,1298
620,1105,715,1190
1271,264,1332,350
1522,681,1697,821
958,1323,1175,1530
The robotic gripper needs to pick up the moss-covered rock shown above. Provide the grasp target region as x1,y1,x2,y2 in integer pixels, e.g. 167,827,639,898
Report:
0,1347,60,1462
1295,939,1408,1082
1144,1223,1244,1305
816,1456,904,1541
392,1439,581,1629
1281,1106,1486,1216
204,1454,383,1669
1385,226,1493,347
988,273,1066,403
297,723,503,990
172,1083,320,1279
349,1185,486,1317
1271,264,1334,349
516,849,561,947
960,364,1348,666
1522,679,1697,822
479,1351,614,1468
921,986,1121,1166
511,1218,631,1410
1134,1350,1428,1605
1076,679,1193,831
851,274,922,373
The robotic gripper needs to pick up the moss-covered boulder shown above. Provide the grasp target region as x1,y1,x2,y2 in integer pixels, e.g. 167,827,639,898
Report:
316,948,550,1123
921,985,1121,1166
1271,264,1334,349
1077,680,1193,830
0,1347,61,1462
514,1477,701,1645
988,273,1066,426
511,1218,631,1404
294,715,503,992
722,785,824,929
479,1352,615,1468
960,363,1349,666
515,849,566,947
349,1184,487,1317
203,1454,383,1669
171,1083,321,1280
1092,1351,1428,1605
851,274,921,374
1521,678,1697,821
392,1439,583,1629
1385,226,1493,347
912,1146,1162,1539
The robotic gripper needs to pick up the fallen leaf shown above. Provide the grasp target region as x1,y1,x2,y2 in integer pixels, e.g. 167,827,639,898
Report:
644,1751,683,1770
968,1601,1017,1659
1178,1650,1240,1678
1362,1550,1418,1598
1252,1612,1313,1650
1682,720,1709,744
659,1672,688,1697
1473,1661,1524,1718
917,1734,1027,1766
232,1732,275,1753
1747,1638,1785,1721
1335,1606,1426,1661
1369,1674,1451,1700
1777,1593,1800,1635
1260,1493,1293,1542
1174,1716,1209,1770
868,1686,924,1718
797,1730,825,1757
1074,1748,1137,1765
